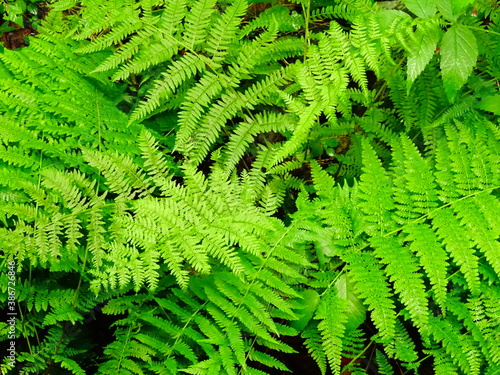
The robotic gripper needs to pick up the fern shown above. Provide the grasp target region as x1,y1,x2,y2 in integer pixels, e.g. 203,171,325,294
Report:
2,123,312,372
1,0,499,374
292,116,500,374
315,290,349,375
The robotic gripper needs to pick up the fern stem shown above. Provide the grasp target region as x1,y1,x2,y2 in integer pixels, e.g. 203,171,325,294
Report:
44,324,68,375
25,132,47,356
344,339,374,371
319,268,345,297
163,299,210,363
96,90,102,153
373,56,405,103
231,223,297,371
116,324,135,374
402,354,433,375
17,303,34,355
464,25,500,36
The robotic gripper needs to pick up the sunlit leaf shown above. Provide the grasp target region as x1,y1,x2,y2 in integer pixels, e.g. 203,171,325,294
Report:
402,0,436,18
440,25,477,102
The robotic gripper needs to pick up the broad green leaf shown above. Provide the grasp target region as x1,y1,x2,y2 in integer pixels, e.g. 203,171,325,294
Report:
377,1,400,10
376,10,411,34
335,275,366,331
407,21,441,91
7,0,26,15
478,95,500,115
451,0,474,15
5,0,26,27
440,25,477,102
436,0,455,21
290,289,320,332
401,0,436,19
0,20,16,35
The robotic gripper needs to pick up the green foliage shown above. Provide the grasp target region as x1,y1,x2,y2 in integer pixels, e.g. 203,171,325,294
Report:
292,118,500,373
0,0,499,374
440,24,478,101
0,0,42,29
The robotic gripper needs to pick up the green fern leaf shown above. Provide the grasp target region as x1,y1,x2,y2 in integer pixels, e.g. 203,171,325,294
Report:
370,236,429,331
53,355,86,375
391,135,439,224
272,101,323,165
184,0,218,49
344,251,397,343
375,350,395,375
205,0,247,65
130,53,206,123
303,324,328,375
358,138,395,236
404,223,449,309
431,207,480,294
315,290,349,375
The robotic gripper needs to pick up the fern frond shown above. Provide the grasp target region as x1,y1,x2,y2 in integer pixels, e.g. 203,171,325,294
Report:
375,350,395,375
82,149,151,201
413,64,446,128
370,236,429,332
351,14,383,76
344,53,369,94
183,0,218,49
315,290,349,375
429,316,483,375
343,251,397,344
311,3,358,23
391,134,439,224
404,223,449,308
221,112,295,177
53,356,86,375
272,101,323,165
303,323,327,375
357,138,395,236
385,69,417,129
205,0,247,65
387,320,419,368
190,70,288,164
76,21,145,54
175,71,233,152
129,53,206,123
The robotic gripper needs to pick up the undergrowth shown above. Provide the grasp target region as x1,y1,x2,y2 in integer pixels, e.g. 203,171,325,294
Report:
0,0,499,374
